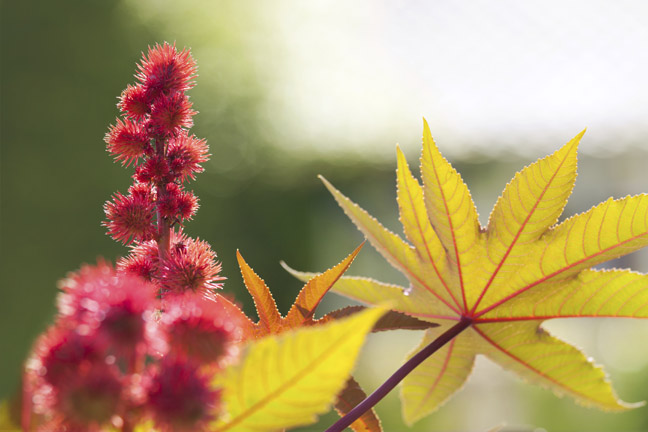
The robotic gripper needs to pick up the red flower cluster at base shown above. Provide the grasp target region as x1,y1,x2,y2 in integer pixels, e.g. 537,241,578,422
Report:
27,263,239,431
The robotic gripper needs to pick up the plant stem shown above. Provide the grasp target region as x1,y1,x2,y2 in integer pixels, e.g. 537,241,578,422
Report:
325,316,473,432
154,138,171,296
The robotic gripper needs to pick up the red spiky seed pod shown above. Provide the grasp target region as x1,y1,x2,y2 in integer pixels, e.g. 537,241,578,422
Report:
136,42,197,100
133,155,172,184
103,184,156,245
176,189,199,221
56,262,162,358
149,92,196,137
53,362,123,429
30,326,104,390
162,294,239,365
118,84,150,120
157,183,199,221
161,234,224,294
105,118,151,167
167,133,210,182
145,357,221,432
117,240,159,282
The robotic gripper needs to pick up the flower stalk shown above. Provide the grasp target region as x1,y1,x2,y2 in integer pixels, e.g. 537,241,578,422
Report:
325,317,473,432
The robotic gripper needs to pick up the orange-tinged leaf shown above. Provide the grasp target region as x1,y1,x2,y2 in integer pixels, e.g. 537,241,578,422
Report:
335,377,382,432
315,120,648,423
285,243,363,326
240,246,403,430
210,292,256,338
214,306,386,432
237,250,282,334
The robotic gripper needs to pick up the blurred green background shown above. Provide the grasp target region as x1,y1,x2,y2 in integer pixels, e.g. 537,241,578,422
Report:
2,1,648,431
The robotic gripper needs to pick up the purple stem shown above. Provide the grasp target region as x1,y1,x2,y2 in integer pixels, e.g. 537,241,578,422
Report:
325,316,473,432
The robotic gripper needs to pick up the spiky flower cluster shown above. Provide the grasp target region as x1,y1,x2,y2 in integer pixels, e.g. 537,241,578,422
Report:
25,43,242,431
103,42,219,297
26,263,239,431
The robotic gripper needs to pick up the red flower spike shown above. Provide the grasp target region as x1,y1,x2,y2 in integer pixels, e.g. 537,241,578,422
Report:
105,118,151,167
162,293,240,365
103,187,156,245
136,42,197,100
145,357,221,432
149,92,196,137
118,84,150,120
167,133,210,182
161,234,224,294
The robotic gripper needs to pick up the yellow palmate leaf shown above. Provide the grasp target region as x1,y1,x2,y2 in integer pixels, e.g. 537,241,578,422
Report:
320,175,460,315
396,145,458,310
473,321,642,410
281,264,451,320
308,120,648,424
473,131,583,313
481,269,648,320
420,119,482,308
401,326,476,425
214,306,385,432
0,400,20,432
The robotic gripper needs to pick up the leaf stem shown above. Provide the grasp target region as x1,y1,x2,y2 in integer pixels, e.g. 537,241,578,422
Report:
325,316,472,432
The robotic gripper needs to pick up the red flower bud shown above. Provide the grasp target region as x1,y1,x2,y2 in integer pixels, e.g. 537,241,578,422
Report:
57,262,162,359
163,293,240,365
157,183,199,222
105,118,151,167
136,42,197,100
118,84,151,120
133,155,172,184
55,362,123,428
167,132,210,182
161,233,224,295
149,93,196,137
145,357,221,431
117,240,159,282
103,184,156,245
